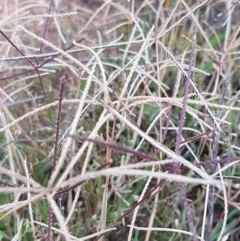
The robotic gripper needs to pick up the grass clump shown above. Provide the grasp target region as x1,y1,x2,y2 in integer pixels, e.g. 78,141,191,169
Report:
1,0,240,240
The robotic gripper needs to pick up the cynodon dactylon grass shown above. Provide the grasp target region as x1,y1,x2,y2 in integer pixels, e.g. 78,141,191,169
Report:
1,0,240,241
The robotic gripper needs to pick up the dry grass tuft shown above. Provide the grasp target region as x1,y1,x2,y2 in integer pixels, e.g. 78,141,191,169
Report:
1,0,240,241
